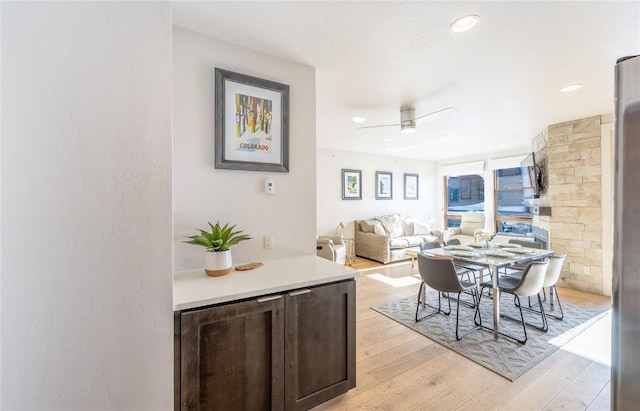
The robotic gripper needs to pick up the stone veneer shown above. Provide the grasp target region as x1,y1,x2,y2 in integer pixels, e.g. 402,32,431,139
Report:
530,115,604,295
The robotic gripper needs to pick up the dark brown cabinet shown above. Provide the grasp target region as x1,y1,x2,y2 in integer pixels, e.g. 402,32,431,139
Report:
175,279,356,411
285,280,356,410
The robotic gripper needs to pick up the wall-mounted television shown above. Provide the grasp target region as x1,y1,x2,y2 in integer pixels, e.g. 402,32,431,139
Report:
521,152,543,198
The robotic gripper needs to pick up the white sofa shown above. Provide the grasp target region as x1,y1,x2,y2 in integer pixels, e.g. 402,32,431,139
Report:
355,215,442,264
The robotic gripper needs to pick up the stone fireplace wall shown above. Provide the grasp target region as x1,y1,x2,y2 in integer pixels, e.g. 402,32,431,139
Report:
530,115,604,295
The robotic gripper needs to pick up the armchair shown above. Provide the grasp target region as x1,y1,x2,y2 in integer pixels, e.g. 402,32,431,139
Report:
316,235,347,265
443,212,485,244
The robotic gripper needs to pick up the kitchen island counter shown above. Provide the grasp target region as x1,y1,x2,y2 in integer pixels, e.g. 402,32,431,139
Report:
173,254,360,311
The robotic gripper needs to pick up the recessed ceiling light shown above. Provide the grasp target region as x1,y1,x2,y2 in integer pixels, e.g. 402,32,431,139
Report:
352,116,366,123
442,133,455,138
450,15,479,33
384,138,393,142
560,83,583,92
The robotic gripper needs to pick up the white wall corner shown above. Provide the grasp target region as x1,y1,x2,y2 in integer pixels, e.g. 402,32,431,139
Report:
1,2,173,407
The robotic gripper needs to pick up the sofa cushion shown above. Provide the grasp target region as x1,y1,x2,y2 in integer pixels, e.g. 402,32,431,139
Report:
389,248,407,261
373,222,386,236
448,234,476,244
405,235,438,246
411,221,432,235
403,236,425,247
389,237,409,249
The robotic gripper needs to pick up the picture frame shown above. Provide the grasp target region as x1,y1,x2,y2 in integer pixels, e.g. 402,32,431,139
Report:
342,169,362,200
375,171,393,200
404,173,419,200
214,68,290,172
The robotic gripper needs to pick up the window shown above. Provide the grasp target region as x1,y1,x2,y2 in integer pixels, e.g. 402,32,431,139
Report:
495,167,533,235
444,174,484,227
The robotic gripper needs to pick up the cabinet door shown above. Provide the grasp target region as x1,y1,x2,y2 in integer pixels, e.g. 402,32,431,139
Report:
180,295,285,411
284,280,356,410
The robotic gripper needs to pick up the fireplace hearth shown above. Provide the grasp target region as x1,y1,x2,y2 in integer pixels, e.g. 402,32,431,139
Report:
532,225,549,249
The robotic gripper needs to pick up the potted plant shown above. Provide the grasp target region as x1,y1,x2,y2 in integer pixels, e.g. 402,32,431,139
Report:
478,231,496,249
185,221,251,276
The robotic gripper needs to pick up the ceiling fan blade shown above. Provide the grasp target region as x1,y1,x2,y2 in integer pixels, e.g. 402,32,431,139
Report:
415,106,460,121
357,123,400,130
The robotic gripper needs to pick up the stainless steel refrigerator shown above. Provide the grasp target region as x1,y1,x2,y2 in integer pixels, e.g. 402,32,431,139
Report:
613,54,640,410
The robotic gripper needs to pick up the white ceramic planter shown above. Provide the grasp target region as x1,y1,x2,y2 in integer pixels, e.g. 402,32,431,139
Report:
204,250,233,277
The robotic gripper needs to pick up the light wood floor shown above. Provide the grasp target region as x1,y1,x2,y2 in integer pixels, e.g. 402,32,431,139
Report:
314,258,612,411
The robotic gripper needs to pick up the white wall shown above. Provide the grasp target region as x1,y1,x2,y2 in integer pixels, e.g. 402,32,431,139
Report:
316,148,438,237
1,2,173,409
173,27,316,271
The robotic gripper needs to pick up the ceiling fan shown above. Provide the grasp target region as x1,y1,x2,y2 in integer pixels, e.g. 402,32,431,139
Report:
357,106,460,134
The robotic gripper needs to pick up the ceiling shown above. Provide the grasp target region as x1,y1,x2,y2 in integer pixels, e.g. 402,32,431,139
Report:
172,1,639,161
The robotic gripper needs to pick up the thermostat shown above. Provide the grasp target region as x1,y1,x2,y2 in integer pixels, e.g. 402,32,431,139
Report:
265,178,275,194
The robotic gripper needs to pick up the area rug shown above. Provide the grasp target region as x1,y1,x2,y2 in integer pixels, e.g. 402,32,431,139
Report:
372,291,607,381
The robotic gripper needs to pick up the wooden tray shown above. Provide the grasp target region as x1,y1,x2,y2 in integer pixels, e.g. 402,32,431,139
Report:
235,262,263,271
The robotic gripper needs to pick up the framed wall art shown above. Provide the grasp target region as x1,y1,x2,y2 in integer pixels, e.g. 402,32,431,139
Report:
375,171,393,200
404,173,419,200
214,68,290,172
342,169,362,200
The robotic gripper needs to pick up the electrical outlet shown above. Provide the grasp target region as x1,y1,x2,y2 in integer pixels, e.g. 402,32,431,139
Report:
264,234,274,249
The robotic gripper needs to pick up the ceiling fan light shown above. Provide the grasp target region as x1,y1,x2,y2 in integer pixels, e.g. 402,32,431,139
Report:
450,14,479,33
401,124,416,134
400,106,417,134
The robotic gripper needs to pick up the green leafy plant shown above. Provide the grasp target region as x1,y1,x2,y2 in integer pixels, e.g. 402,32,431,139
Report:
185,221,251,252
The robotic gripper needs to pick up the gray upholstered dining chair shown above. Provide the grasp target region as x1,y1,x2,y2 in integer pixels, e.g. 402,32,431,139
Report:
420,240,475,283
444,238,462,247
415,254,479,340
508,239,543,249
444,238,487,282
502,238,544,274
505,253,566,320
419,241,441,251
475,260,549,344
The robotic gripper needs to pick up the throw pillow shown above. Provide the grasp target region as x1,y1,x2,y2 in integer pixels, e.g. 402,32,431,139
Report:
378,215,404,238
373,222,386,236
359,220,375,233
402,217,419,236
412,221,432,235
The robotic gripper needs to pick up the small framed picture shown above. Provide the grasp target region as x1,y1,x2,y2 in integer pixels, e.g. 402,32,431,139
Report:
375,171,393,200
214,68,289,172
404,173,419,200
342,169,362,200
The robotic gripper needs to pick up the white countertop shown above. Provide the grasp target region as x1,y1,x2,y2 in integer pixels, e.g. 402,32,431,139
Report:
173,255,360,311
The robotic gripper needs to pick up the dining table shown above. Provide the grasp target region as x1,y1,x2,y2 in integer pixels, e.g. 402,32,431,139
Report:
421,242,554,340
